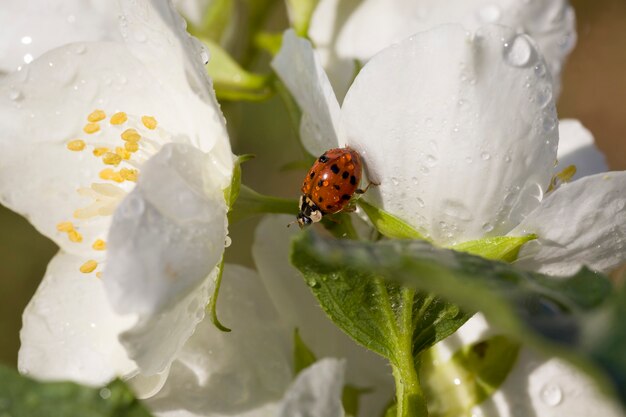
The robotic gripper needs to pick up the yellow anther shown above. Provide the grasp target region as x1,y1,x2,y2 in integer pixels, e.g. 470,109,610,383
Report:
110,112,128,125
96,272,103,279
66,139,86,151
124,141,139,152
121,128,141,142
79,260,98,273
93,147,110,157
87,110,106,122
92,239,107,250
99,168,124,183
83,123,100,134
68,230,83,243
141,115,157,130
115,147,131,160
56,221,74,232
120,168,138,182
102,152,122,166
556,165,577,183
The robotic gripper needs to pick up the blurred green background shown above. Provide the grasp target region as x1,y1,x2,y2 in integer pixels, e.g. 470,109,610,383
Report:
1,0,625,367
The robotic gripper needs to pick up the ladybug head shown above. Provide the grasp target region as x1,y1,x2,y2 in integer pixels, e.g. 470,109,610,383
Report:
297,195,323,228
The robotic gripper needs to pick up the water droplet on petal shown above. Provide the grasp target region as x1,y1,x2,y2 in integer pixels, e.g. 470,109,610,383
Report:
482,222,494,232
504,35,533,67
391,177,400,186
224,236,232,247
8,88,22,101
73,44,86,55
481,152,491,161
540,383,563,406
426,154,438,166
417,198,425,208
537,86,553,109
123,195,145,217
99,388,112,399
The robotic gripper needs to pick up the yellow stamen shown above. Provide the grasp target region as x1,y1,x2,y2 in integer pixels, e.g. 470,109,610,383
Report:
124,141,139,152
56,221,74,232
93,147,110,157
121,128,141,142
96,272,103,279
141,115,157,130
67,139,86,151
99,168,124,183
87,110,106,122
92,239,107,250
120,168,138,182
83,123,100,134
548,164,577,192
115,147,131,160
68,230,83,243
102,152,122,166
110,112,128,125
80,260,98,273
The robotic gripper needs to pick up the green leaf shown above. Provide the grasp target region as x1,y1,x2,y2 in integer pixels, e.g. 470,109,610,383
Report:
291,230,626,405
342,384,372,417
0,365,152,417
285,0,320,37
358,200,426,240
421,336,521,416
293,328,317,375
450,234,537,262
199,37,272,101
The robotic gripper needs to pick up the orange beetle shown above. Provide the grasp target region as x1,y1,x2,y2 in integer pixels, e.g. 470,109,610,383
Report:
297,147,370,228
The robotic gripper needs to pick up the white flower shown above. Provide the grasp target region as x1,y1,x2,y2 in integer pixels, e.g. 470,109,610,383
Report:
0,0,233,397
308,0,576,100
272,27,625,416
143,264,348,417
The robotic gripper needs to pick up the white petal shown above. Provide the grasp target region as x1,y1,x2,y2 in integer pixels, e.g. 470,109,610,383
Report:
104,144,228,373
557,119,608,179
278,359,345,417
0,0,120,73
511,171,626,275
18,251,136,385
0,1,231,256
475,348,623,417
253,215,394,417
172,0,215,27
313,0,576,97
342,25,557,245
308,0,362,102
145,265,292,416
272,30,342,156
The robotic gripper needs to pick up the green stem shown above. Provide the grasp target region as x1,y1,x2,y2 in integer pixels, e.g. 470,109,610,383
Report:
393,287,428,417
207,257,231,332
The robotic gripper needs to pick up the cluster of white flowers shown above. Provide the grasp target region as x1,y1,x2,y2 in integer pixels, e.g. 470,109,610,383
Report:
0,1,624,416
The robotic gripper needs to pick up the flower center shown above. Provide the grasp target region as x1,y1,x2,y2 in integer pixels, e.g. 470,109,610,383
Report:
57,109,165,276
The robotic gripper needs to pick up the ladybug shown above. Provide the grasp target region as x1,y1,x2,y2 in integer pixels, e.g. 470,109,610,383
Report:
297,147,374,228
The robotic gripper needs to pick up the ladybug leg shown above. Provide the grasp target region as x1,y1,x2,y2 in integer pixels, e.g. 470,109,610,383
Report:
355,180,380,195
343,204,357,213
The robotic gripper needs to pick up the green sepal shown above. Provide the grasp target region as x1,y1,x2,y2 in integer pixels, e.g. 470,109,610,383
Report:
255,32,284,56
421,336,521,416
285,0,321,37
293,328,317,375
0,365,152,417
224,154,255,211
450,234,537,262
358,200,426,240
199,37,272,101
228,185,297,224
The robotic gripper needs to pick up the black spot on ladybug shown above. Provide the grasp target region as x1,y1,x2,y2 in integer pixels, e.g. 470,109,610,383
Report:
342,171,349,179
350,175,357,185
319,155,329,163
330,164,340,174
333,184,340,190
326,204,333,210
318,180,324,187
472,341,489,359
341,194,351,201
309,172,315,179
318,197,324,203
